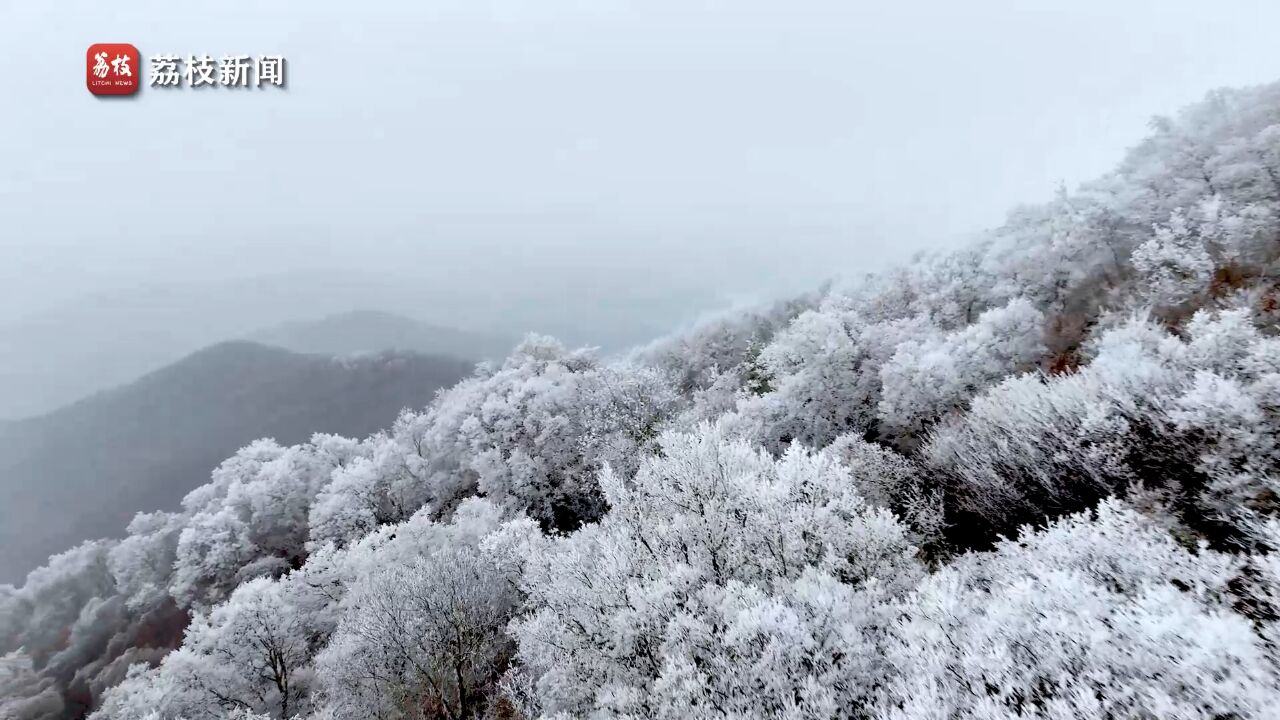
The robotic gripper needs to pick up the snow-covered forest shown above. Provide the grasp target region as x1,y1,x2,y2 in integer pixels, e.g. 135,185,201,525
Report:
5,80,1280,720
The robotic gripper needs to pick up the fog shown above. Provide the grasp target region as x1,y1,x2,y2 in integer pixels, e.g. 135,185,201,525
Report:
2,0,1279,397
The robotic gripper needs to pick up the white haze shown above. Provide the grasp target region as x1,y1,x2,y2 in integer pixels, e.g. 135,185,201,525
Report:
2,0,1279,341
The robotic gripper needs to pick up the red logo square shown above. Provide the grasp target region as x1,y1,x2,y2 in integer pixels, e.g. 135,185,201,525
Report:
87,43,140,96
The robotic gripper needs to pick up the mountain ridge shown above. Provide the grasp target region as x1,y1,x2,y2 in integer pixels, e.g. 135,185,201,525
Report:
245,309,514,362
0,340,474,583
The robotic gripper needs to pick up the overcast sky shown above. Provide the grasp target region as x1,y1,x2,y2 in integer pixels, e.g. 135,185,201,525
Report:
3,0,1280,328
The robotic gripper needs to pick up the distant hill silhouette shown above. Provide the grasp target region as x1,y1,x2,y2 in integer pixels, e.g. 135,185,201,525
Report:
248,310,514,361
0,272,685,420
0,341,473,584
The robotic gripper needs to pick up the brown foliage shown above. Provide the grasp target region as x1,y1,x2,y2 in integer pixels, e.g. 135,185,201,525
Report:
1210,263,1253,298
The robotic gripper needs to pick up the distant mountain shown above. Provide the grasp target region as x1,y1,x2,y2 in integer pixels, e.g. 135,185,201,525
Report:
0,270,687,420
248,310,514,361
0,341,473,583
0,272,486,420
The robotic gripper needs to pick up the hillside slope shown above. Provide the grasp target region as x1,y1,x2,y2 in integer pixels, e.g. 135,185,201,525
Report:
0,342,473,583
4,81,1280,720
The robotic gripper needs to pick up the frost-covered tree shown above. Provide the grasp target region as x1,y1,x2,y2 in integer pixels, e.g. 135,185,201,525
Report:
307,411,440,549
93,500,510,720
878,297,1045,441
0,650,65,720
732,305,880,451
926,308,1279,541
313,546,516,720
726,295,939,453
107,512,184,614
399,336,680,532
0,540,117,668
877,502,1280,719
636,294,821,398
826,434,945,549
171,436,367,609
1131,208,1216,308
166,577,313,719
510,423,921,718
